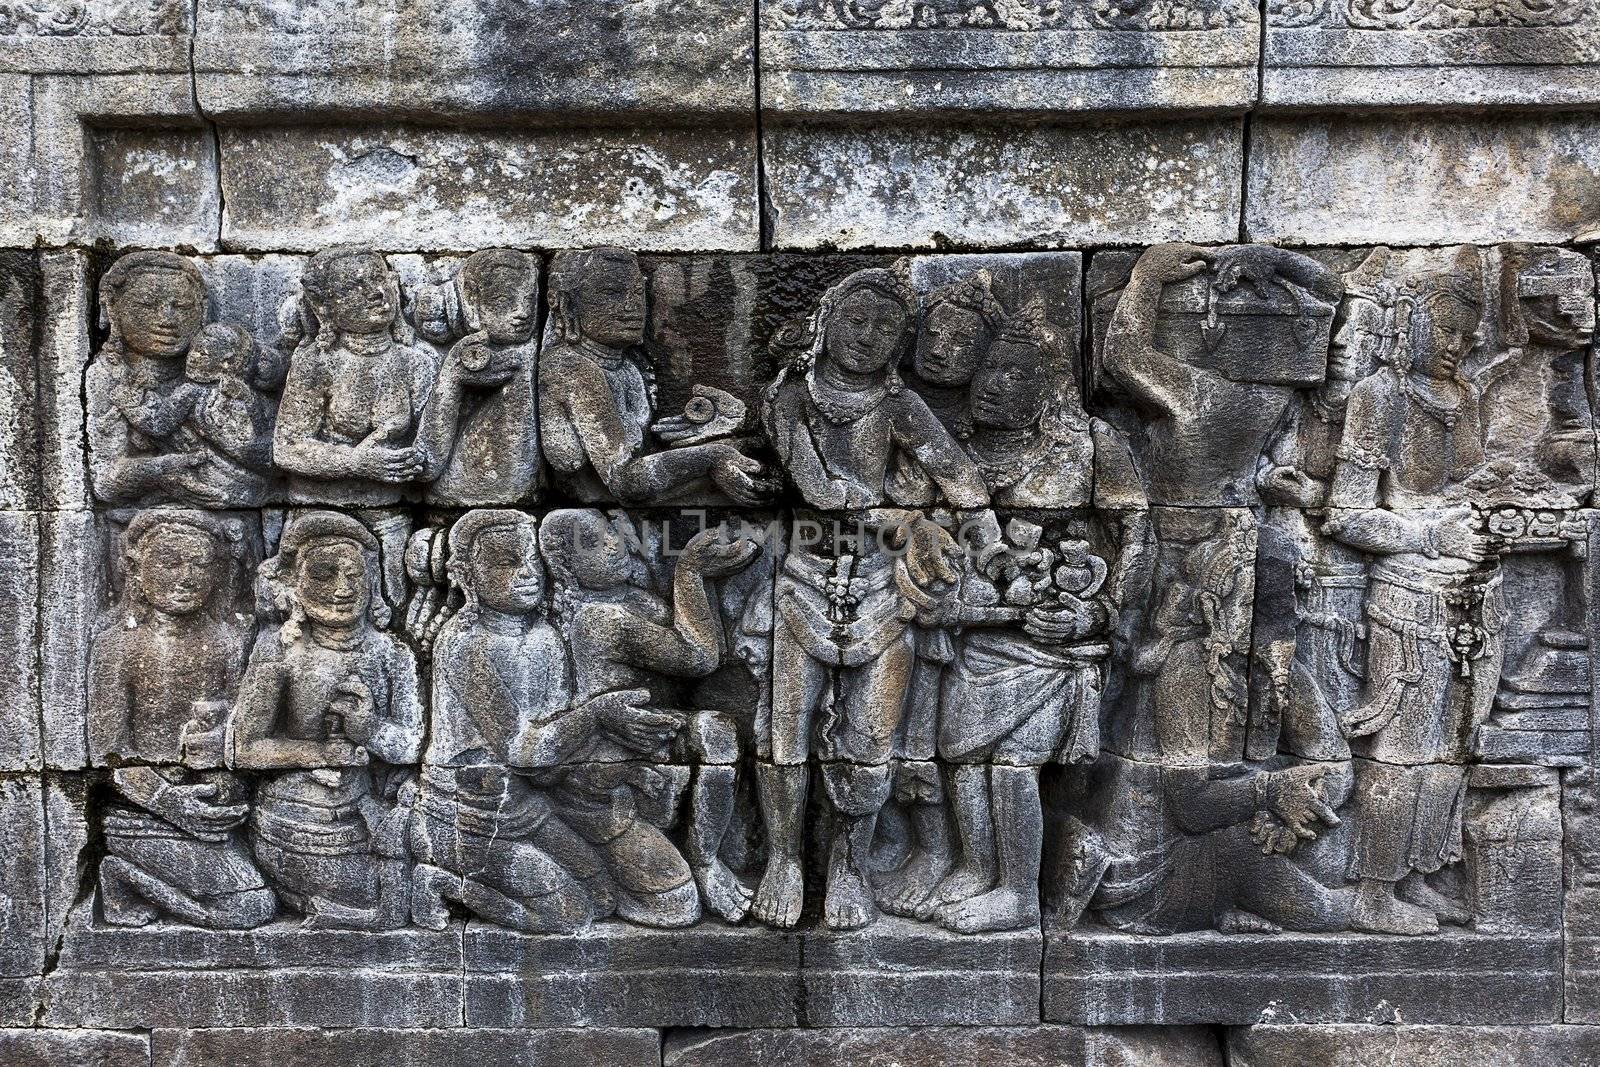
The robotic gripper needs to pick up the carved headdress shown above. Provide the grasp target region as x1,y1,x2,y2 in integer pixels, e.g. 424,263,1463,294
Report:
119,508,245,623
962,299,1089,438
793,266,918,374
923,268,1005,335
444,509,543,628
415,249,537,345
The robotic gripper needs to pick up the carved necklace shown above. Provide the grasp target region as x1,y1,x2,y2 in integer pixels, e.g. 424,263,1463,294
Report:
805,367,898,425
968,429,1056,490
1400,371,1463,429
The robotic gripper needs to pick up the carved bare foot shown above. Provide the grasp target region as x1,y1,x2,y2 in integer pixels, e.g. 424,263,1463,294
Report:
929,863,993,912
936,887,1039,934
1400,877,1470,926
410,864,454,930
1219,908,1282,935
1352,881,1438,936
876,847,954,919
752,858,804,929
694,859,754,923
99,882,158,928
823,861,878,931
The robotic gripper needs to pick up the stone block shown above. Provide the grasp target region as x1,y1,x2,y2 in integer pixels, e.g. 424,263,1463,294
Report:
1230,1024,1600,1066
463,920,802,1028
1265,18,1600,109
0,1029,148,1067
764,119,1243,250
0,1,189,76
36,251,90,512
0,514,41,772
1246,114,1600,246
665,1025,1224,1067
0,776,48,978
6,74,202,248
218,125,759,252
195,0,753,124
153,1027,662,1067
761,4,1257,119
1043,927,1560,1024
0,253,41,511
801,918,1041,1026
38,510,99,769
46,909,465,1028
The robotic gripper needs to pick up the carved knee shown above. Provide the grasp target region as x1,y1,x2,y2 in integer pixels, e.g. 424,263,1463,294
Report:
821,762,891,817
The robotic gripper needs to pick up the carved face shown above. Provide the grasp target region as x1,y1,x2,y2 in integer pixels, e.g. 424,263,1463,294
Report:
1412,296,1479,379
318,254,398,336
568,513,647,591
295,540,371,629
575,256,647,349
913,304,989,386
1328,296,1383,386
825,287,907,376
111,270,205,359
969,340,1047,430
474,263,539,345
134,526,219,617
470,522,545,614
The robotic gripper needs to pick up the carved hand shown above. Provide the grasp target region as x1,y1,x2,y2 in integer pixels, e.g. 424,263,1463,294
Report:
681,529,760,579
329,677,380,745
1257,764,1340,845
350,441,424,483
1132,243,1210,287
589,688,680,752
653,385,749,446
158,782,250,836
707,445,773,506
1432,506,1494,563
1259,465,1325,508
1023,599,1099,643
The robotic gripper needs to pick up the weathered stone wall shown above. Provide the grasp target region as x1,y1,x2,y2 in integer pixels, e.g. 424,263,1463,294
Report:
7,1,1600,1064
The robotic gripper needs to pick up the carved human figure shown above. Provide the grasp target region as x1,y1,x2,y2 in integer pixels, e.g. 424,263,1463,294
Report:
757,267,990,931
412,249,543,506
88,511,275,929
412,510,619,933
228,511,424,929
88,251,280,508
274,247,439,604
537,508,760,926
539,247,769,505
1325,257,1505,935
905,269,1005,430
1101,243,1342,506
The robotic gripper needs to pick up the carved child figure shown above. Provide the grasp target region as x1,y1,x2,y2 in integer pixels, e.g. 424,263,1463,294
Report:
89,511,275,929
540,247,769,505
229,511,424,930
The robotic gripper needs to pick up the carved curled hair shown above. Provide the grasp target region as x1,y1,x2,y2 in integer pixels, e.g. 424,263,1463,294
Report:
548,246,641,344
262,510,389,642
281,246,414,357
98,251,207,357
445,509,542,629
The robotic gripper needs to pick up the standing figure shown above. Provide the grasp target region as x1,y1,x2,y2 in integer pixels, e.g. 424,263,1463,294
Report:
274,247,438,602
228,512,424,929
758,267,990,931
88,251,280,508
412,249,544,506
538,509,760,926
1325,256,1505,935
413,509,624,933
89,511,274,929
539,247,768,505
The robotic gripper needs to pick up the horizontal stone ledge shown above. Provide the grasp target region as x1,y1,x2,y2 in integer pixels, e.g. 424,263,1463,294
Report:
150,1027,663,1067
665,1025,1225,1066
1229,1024,1600,1065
